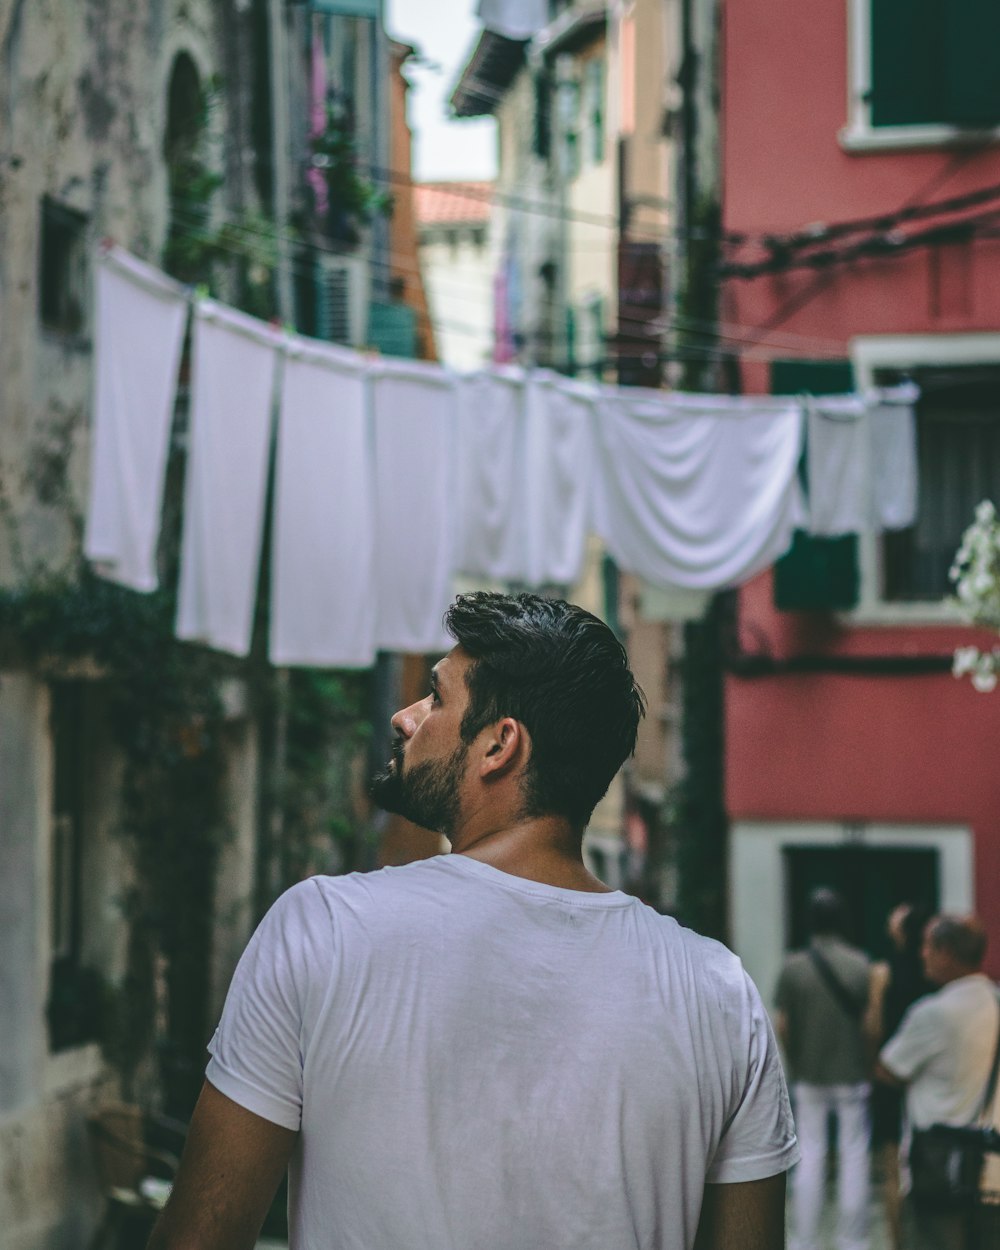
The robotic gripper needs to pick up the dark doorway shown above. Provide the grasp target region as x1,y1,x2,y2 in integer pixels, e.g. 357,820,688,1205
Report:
784,845,939,958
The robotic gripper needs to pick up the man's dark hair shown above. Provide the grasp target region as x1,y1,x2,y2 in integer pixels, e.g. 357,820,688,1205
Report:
444,592,646,828
807,887,847,938
927,914,987,970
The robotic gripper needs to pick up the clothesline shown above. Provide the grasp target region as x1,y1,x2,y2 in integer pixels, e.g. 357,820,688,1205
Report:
83,246,919,667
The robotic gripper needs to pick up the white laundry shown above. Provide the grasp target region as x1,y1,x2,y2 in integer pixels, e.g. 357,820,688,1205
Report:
371,358,456,654
804,394,870,538
476,0,548,40
176,300,281,657
454,368,530,582
870,384,918,532
270,340,376,669
523,372,595,587
83,247,188,591
591,389,805,590
805,385,918,536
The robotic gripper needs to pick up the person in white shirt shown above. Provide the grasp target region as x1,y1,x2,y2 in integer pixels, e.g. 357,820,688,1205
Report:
148,591,798,1250
876,914,1000,1250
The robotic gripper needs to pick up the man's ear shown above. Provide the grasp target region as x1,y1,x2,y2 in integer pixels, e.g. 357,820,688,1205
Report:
479,717,527,778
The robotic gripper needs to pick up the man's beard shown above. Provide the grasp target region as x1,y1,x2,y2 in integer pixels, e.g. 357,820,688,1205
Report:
369,740,469,836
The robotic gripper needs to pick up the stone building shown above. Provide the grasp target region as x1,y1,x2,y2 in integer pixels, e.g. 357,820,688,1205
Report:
0,3,395,1245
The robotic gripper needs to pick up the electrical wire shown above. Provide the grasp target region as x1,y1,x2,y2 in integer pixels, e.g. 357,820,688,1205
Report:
167,203,854,359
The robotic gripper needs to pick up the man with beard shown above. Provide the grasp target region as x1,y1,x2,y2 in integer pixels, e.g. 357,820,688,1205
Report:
148,592,797,1250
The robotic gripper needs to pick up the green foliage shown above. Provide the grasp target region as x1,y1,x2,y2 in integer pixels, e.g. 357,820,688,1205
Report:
0,570,230,1105
310,104,394,238
280,669,373,882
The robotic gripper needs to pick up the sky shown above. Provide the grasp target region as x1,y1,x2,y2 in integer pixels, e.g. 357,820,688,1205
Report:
384,0,498,182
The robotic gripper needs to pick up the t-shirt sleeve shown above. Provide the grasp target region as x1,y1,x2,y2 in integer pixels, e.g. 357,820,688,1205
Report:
880,997,941,1082
707,967,800,1184
206,879,329,1131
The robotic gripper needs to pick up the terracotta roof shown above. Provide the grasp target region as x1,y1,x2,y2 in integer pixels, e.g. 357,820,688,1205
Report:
414,181,494,226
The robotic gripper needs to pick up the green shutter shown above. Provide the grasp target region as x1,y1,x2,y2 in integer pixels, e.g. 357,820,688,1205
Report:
587,60,604,163
368,301,417,358
943,0,1000,126
871,0,1000,128
870,0,942,127
310,0,380,16
770,360,860,613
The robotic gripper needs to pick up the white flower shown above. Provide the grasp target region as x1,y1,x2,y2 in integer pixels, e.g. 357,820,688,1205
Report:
953,646,981,677
975,500,996,525
971,666,998,694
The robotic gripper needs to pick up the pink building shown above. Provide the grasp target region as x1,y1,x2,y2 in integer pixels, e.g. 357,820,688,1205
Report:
720,0,1000,997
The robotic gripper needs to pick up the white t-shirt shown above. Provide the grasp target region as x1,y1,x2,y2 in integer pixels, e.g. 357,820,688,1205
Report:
881,975,1000,1130
207,855,798,1250
880,974,1000,1197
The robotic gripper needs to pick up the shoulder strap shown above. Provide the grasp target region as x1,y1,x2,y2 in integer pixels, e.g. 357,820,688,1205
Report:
808,945,865,1022
973,992,1000,1124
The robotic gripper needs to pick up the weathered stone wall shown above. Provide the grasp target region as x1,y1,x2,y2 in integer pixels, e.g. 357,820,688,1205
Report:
0,4,262,1245
0,0,257,584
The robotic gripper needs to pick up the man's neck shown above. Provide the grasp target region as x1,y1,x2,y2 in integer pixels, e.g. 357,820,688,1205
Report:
450,816,613,894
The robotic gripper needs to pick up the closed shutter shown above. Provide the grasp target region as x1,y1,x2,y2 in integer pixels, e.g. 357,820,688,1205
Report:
943,0,1000,126
870,0,1000,128
367,301,417,358
315,261,353,344
309,0,380,17
770,360,860,613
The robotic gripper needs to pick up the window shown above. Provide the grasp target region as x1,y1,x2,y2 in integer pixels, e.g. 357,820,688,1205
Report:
851,335,1000,616
48,682,103,1052
845,0,1000,148
880,367,1000,602
38,199,88,335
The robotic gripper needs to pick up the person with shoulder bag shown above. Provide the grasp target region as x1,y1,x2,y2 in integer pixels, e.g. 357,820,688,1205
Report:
876,914,1000,1250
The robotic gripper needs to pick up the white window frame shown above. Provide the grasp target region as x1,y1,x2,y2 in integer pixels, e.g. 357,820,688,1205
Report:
846,332,1000,625
730,820,974,1011
840,0,1000,153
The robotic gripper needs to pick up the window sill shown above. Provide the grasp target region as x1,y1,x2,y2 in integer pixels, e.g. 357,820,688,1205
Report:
839,122,1000,153
840,598,964,628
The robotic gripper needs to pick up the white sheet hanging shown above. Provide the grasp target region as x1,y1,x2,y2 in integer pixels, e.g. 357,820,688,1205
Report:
371,357,456,653
269,339,376,668
591,390,805,590
805,384,918,536
176,300,280,657
523,372,594,587
476,0,548,39
83,247,188,591
804,394,869,537
454,368,529,582
871,384,918,532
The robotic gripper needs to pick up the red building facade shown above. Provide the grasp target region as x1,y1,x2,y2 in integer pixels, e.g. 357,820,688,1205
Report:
720,0,1000,997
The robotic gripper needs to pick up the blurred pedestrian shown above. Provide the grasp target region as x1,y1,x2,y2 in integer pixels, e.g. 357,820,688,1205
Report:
876,914,1000,1250
868,902,934,1250
147,592,798,1250
776,887,874,1250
